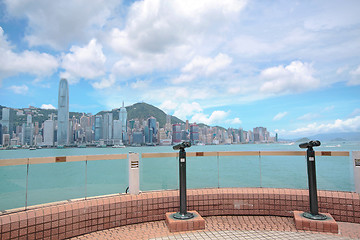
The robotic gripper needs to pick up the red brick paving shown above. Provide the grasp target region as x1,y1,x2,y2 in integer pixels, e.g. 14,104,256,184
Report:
71,215,360,240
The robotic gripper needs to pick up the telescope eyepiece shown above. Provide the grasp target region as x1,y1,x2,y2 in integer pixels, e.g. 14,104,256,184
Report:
299,140,321,149
173,141,191,150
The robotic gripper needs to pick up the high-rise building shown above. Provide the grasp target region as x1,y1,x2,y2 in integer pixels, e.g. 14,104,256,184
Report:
172,124,181,144
1,108,10,134
57,78,69,145
148,117,157,144
113,120,121,140
94,115,103,141
43,120,55,146
119,102,127,143
103,112,113,142
190,123,199,144
21,114,34,146
0,123,2,145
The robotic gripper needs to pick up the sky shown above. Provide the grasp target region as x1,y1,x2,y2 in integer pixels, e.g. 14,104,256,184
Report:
0,0,360,139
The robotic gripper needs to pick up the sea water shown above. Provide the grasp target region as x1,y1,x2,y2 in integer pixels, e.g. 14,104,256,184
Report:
0,142,359,211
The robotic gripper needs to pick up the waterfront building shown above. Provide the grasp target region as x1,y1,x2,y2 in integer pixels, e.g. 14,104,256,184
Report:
172,124,181,144
103,112,113,142
94,115,103,141
148,117,157,144
119,102,127,143
57,78,69,145
132,132,144,145
34,134,42,146
21,114,34,146
113,120,121,140
190,123,199,144
2,133,10,146
43,120,55,146
0,123,2,145
144,126,149,143
0,108,10,134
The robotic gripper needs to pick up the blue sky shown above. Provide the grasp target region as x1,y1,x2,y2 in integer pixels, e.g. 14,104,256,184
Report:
0,0,360,138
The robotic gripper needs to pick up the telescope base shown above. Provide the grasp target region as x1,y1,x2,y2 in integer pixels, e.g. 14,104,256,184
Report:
172,211,194,220
302,212,328,220
293,211,338,234
166,211,205,232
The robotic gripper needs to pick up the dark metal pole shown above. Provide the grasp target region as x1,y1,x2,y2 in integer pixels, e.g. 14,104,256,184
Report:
300,141,327,220
179,148,187,215
306,146,319,215
172,142,194,220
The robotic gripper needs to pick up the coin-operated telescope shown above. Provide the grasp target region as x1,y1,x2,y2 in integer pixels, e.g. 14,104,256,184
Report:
299,140,327,220
172,141,194,220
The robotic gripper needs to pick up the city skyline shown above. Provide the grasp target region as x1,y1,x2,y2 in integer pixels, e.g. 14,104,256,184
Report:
0,1,360,139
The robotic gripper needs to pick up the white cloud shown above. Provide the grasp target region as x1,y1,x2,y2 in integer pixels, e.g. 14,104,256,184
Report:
8,85,29,94
109,0,245,77
191,111,229,125
41,104,56,110
260,61,319,95
172,53,232,84
227,117,242,125
182,53,232,76
289,116,360,136
91,75,115,89
131,79,151,89
0,27,58,84
336,66,348,74
61,39,106,84
4,0,118,49
297,113,320,121
350,108,360,118
349,65,360,86
273,112,288,121
159,100,178,114
173,102,203,120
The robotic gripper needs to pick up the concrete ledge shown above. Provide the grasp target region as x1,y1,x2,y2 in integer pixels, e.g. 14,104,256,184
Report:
293,211,338,233
0,188,359,239
165,211,205,232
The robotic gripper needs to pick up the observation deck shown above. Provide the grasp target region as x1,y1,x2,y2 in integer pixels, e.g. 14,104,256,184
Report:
0,150,359,239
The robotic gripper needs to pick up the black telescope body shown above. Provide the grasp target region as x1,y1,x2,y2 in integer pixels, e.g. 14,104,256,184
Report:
299,140,327,220
299,140,321,149
173,141,191,150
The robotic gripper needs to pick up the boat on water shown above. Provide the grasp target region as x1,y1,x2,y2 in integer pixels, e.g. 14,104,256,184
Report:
112,144,125,148
96,144,107,148
29,147,37,150
78,145,87,148
57,145,65,149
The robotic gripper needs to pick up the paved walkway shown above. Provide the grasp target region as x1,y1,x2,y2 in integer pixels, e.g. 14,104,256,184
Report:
71,215,360,240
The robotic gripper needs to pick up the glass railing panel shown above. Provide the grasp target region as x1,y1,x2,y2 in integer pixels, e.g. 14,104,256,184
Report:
140,157,177,191
260,155,307,189
86,159,128,197
0,164,27,211
27,161,85,207
316,156,354,191
187,155,218,189
219,155,261,188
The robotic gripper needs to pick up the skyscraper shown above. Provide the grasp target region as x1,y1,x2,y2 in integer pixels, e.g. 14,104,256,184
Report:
148,117,157,144
43,120,55,146
94,115,103,141
1,108,10,134
119,102,127,143
57,78,69,145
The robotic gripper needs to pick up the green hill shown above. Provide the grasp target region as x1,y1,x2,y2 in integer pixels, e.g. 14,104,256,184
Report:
97,102,184,128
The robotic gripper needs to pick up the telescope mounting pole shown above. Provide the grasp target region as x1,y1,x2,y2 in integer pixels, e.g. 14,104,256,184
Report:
302,143,327,220
172,145,194,220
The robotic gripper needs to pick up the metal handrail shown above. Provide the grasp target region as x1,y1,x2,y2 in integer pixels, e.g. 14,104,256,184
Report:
0,151,350,166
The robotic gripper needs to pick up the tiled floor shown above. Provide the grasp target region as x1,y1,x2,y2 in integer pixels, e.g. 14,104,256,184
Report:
71,215,360,240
